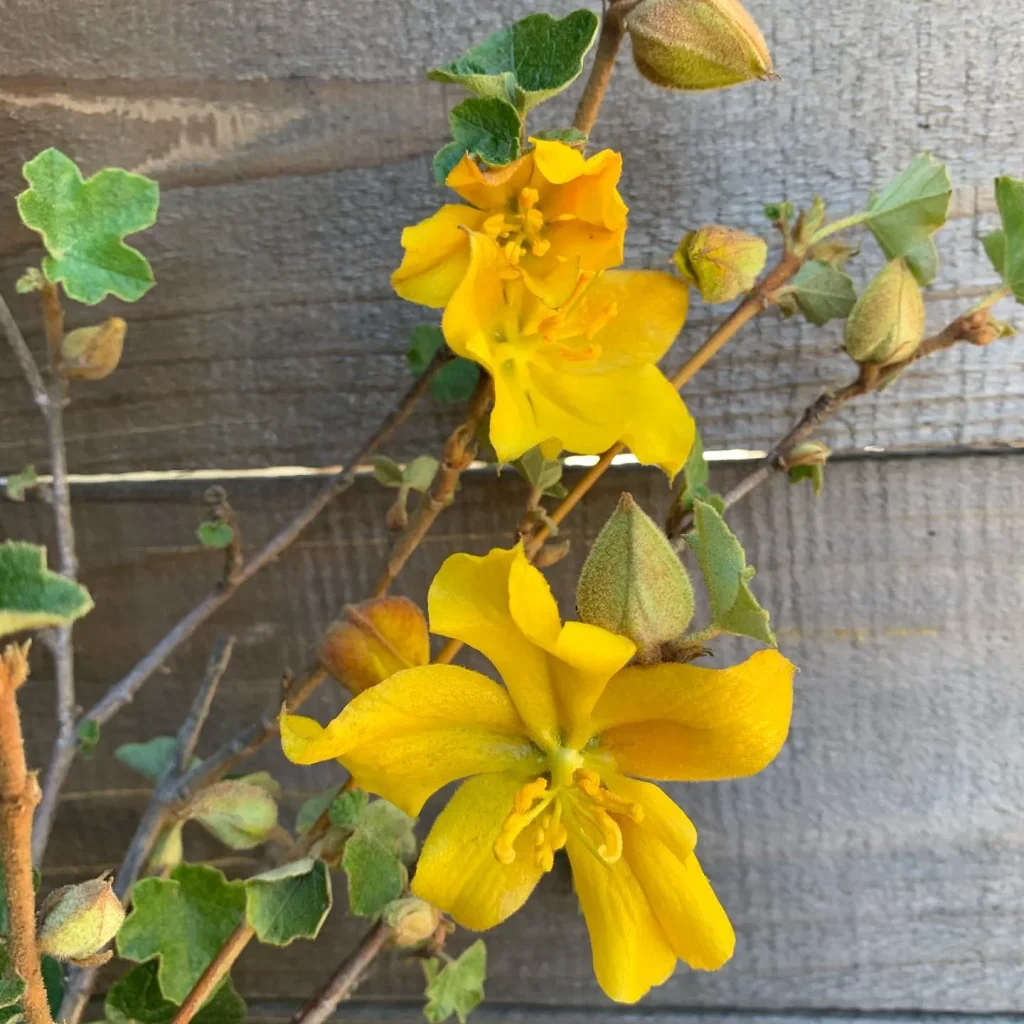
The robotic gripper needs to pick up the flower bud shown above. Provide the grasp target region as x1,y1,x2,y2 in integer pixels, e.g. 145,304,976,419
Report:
845,259,925,367
147,821,184,874
674,225,767,303
188,779,278,850
60,317,126,380
577,493,694,660
783,440,831,469
38,876,125,963
626,0,774,92
383,898,443,948
319,596,429,695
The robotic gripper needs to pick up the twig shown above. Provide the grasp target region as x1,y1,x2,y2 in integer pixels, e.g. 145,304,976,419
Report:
574,1,630,136
0,643,54,1024
169,921,256,1024
292,920,393,1024
373,376,494,597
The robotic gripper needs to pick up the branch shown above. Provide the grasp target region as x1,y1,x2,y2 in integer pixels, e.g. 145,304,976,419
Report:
169,922,255,1024
573,1,633,135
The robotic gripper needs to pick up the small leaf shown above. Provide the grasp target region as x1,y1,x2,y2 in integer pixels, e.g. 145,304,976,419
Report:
42,957,63,1020
404,456,440,494
342,799,417,917
104,962,245,1024
984,228,1006,277
407,325,446,375
244,858,332,946
370,456,405,489
0,541,93,637
674,429,725,516
513,447,564,496
116,864,246,1004
115,737,199,782
329,788,369,829
763,201,794,226
4,466,38,503
295,784,344,835
433,98,521,186
76,719,100,759
863,153,952,285
685,500,776,647
422,940,487,1024
428,11,599,113
431,358,481,404
993,176,1024,302
787,463,825,495
15,268,44,294
17,148,160,305
530,128,587,146
196,522,234,550
787,260,858,326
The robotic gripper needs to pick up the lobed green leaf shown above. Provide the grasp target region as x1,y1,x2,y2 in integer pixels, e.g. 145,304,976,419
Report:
244,858,332,946
115,736,198,782
104,962,245,1024
786,260,858,326
422,940,487,1023
342,798,416,917
433,98,521,185
0,540,93,638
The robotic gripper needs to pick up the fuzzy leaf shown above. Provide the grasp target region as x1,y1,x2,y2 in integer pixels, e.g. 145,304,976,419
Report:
787,463,825,495
0,541,93,638
674,429,724,516
787,260,857,325
513,447,564,497
431,359,481,404
685,500,775,647
422,940,487,1024
329,788,369,829
244,858,332,946
433,99,521,185
4,467,38,503
428,11,599,113
76,719,101,758
370,456,405,489
296,784,344,835
17,148,159,305
404,456,440,493
115,737,199,782
407,325,446,375
116,864,246,1004
531,128,588,146
196,522,234,550
104,962,245,1024
993,176,1024,302
0,945,26,1010
342,799,416,917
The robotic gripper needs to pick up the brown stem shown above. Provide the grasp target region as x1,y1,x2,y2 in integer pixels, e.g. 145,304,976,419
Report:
0,644,54,1024
373,376,494,597
573,3,628,135
169,922,255,1024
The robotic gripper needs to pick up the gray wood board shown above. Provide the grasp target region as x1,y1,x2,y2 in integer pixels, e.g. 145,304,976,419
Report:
2,0,1023,472
7,453,1024,1012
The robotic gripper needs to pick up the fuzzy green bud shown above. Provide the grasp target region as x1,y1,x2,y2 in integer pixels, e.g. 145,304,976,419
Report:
188,779,278,850
61,317,126,380
674,225,768,303
38,876,125,963
577,493,695,659
845,259,925,367
626,0,774,92
383,898,443,948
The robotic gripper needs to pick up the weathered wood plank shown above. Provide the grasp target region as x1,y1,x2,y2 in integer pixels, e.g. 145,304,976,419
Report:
6,453,1024,1012
1,0,1023,471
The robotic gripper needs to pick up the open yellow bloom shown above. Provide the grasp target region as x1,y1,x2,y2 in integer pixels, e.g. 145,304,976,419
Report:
442,231,694,475
392,139,628,309
282,546,794,1003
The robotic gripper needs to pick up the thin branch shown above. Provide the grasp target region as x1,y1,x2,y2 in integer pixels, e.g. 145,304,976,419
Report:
573,1,629,136
373,376,494,597
174,634,235,774
169,922,256,1024
0,293,50,412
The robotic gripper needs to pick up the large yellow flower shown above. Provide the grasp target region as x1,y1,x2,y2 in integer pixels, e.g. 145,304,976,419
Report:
392,139,628,309
442,231,694,475
282,546,794,1003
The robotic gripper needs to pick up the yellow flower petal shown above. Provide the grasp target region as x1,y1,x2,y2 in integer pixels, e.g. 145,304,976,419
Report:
530,137,588,184
565,829,676,1003
412,772,546,930
590,650,795,781
489,363,550,463
428,548,560,748
541,219,624,275
603,775,698,860
280,713,342,765
621,818,735,971
283,664,542,816
447,152,534,210
532,144,628,232
391,204,486,308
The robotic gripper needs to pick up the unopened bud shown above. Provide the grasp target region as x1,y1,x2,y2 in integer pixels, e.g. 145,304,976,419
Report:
783,440,831,469
38,876,125,964
60,318,126,380
674,225,767,303
188,779,278,850
147,822,184,874
626,0,774,92
320,596,429,695
383,898,443,948
845,259,925,367
577,493,694,660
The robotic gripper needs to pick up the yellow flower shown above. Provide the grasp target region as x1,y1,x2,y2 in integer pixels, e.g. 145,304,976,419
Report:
391,139,628,310
282,545,794,1003
442,231,694,475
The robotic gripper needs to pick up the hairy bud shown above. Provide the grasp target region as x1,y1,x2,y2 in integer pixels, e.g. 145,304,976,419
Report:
38,876,125,964
60,317,126,380
845,259,925,367
577,493,694,660
188,780,278,850
320,596,429,695
784,440,831,469
674,225,767,303
626,0,774,92
383,898,443,948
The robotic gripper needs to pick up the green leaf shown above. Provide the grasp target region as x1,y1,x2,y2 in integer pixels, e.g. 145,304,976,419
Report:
342,799,416,917
787,463,825,495
17,148,160,305
404,456,440,494
0,541,93,637
41,957,63,1020
685,500,776,647
116,864,246,1004
984,228,1006,277
295,784,344,835
104,962,245,1024
787,260,857,326
763,201,794,226
0,945,26,1010
370,456,405,489
530,128,587,146
674,429,725,517
994,176,1024,302
116,737,199,782
244,858,332,946
329,788,369,829
428,10,599,113
76,719,101,759
4,467,38,503
433,98,521,186
196,522,234,550
407,325,446,375
863,153,952,285
422,940,487,1024
431,359,481,404
512,447,564,497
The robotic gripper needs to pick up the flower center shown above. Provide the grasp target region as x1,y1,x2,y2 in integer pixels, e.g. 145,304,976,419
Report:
483,187,552,266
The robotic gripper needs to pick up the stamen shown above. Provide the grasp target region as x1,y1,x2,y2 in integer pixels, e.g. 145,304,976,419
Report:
574,769,644,824
519,187,540,211
584,302,618,341
530,238,551,257
494,778,554,866
524,208,545,233
483,212,507,238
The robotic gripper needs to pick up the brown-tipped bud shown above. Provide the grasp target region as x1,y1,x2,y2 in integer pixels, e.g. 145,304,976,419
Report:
383,898,443,948
674,225,768,303
845,259,925,367
577,493,694,660
188,779,278,850
626,0,774,92
38,876,125,963
783,440,831,470
60,317,126,380
319,596,429,695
